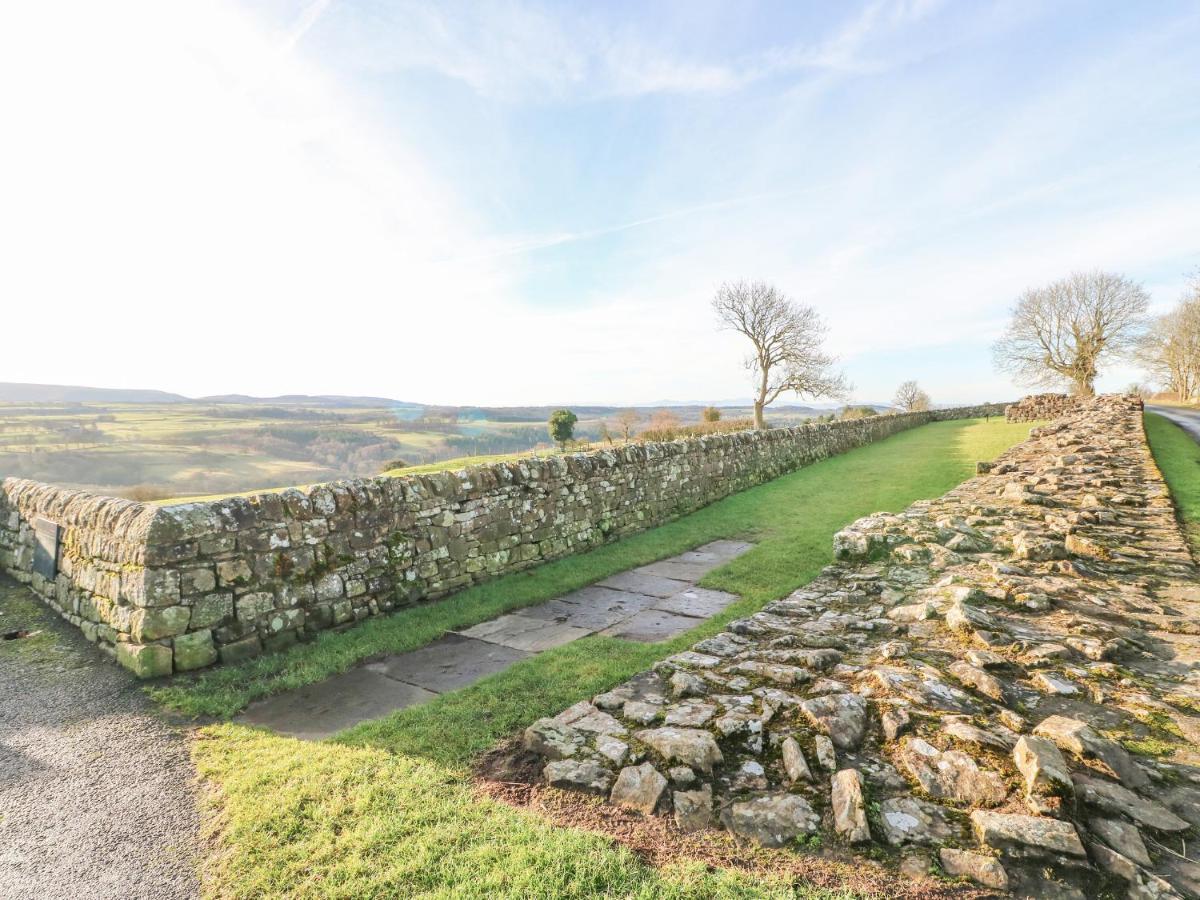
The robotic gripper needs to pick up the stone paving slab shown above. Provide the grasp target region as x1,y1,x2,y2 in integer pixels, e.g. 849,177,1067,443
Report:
634,559,719,581
239,667,437,740
595,570,691,598
652,586,739,619
689,539,755,560
519,591,658,630
456,614,594,652
598,608,704,642
365,634,531,693
238,539,753,739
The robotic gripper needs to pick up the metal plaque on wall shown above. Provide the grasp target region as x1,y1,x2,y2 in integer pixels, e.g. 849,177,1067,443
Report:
32,517,60,581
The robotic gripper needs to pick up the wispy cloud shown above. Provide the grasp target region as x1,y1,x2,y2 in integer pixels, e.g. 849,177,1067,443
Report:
280,0,336,53
322,0,952,101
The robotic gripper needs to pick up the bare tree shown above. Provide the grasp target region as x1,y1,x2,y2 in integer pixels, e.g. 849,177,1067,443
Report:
614,408,640,442
993,271,1149,396
1136,274,1200,401
893,380,931,413
712,280,849,429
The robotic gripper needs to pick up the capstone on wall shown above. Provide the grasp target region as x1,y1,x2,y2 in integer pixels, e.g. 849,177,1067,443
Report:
0,404,1005,677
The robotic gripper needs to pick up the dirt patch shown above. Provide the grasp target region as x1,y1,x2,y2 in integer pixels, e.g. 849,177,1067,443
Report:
474,740,987,899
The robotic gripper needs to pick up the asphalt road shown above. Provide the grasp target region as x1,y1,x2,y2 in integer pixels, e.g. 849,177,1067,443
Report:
0,577,199,900
1147,404,1200,442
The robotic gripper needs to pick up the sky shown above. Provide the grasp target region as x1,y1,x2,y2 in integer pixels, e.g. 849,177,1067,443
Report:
1,0,1198,406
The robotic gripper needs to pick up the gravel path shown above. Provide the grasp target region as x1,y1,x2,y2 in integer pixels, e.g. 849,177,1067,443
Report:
0,576,199,900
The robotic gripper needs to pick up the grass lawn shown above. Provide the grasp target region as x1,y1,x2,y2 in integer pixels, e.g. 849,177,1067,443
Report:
183,416,1033,899
1145,412,1200,552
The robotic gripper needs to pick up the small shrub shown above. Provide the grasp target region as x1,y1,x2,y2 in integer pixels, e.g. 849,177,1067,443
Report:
547,409,578,450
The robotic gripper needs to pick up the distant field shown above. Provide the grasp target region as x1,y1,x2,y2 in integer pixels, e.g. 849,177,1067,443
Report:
0,401,822,502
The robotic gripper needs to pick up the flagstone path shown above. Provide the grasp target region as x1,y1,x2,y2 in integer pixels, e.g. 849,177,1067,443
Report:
236,540,752,739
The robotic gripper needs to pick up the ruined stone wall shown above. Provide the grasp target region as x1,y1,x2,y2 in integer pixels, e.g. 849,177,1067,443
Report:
521,395,1199,897
0,404,1005,677
1005,393,1083,423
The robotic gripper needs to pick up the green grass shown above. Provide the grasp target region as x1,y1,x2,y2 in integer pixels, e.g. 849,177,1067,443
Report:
186,416,1033,899
1145,412,1200,552
154,417,1032,720
194,726,858,900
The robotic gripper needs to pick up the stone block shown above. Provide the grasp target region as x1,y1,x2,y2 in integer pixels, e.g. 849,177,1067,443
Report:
190,592,234,629
116,641,173,678
173,629,217,671
219,635,263,665
131,605,191,642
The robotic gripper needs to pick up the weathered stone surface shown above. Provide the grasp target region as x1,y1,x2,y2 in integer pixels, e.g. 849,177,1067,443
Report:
878,797,960,847
635,727,723,774
942,720,1012,752
897,737,1007,805
555,701,627,736
669,671,708,698
115,641,173,678
814,735,837,771
939,848,1009,890
544,758,614,794
971,809,1086,858
725,794,820,847
1072,775,1190,833
664,698,717,727
130,605,190,642
1005,393,1081,422
1090,817,1151,867
610,763,667,815
948,660,1006,702
881,708,910,741
594,735,629,767
798,692,867,749
172,628,217,671
524,718,584,759
830,769,870,843
1033,715,1149,790
1013,735,1073,812
1033,672,1080,696
622,701,661,725
673,785,713,832
780,736,812,782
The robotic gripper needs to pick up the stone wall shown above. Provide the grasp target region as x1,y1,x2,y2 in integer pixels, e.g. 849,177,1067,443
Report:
1005,393,1083,422
519,395,1199,897
0,404,1005,677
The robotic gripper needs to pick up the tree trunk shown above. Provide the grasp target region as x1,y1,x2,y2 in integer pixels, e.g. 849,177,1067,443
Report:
753,400,765,430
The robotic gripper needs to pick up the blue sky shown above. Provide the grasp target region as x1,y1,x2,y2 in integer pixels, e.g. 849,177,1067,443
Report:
1,0,1198,405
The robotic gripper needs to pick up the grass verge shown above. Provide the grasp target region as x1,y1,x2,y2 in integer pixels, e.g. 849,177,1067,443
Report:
1144,412,1200,552
154,417,1030,719
186,417,1032,898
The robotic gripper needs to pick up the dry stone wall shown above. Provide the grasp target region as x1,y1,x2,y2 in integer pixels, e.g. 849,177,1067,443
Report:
0,404,1003,678
1006,393,1083,423
522,396,1200,898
